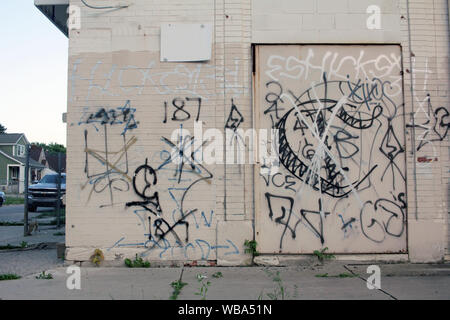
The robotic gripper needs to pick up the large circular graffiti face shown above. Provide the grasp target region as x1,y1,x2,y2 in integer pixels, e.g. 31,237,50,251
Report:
277,80,386,198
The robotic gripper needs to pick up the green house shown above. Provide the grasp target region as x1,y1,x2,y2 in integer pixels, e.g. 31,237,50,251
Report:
0,133,45,194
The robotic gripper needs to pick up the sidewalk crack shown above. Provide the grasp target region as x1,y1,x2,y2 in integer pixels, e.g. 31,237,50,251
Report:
343,264,398,300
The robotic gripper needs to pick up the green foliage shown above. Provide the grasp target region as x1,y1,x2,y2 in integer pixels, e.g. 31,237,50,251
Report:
0,222,23,226
212,271,223,279
195,274,211,300
0,273,21,281
124,254,150,268
315,272,358,278
313,247,335,263
337,272,358,278
244,239,260,257
170,280,188,300
53,232,65,236
0,244,22,250
0,241,27,250
4,197,25,205
0,123,7,134
259,269,296,300
32,142,66,154
315,273,329,278
35,271,53,280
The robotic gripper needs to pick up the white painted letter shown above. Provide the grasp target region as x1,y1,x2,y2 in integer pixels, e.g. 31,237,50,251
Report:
66,265,81,290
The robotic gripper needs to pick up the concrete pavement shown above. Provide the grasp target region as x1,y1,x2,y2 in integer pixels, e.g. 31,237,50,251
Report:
0,260,449,300
0,204,65,248
0,225,65,247
1,205,448,300
0,204,55,223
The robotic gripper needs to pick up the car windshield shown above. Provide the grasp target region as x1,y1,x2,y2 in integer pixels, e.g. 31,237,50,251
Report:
40,175,66,184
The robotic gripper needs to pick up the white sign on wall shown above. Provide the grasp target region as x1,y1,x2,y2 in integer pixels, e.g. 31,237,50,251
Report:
160,23,213,62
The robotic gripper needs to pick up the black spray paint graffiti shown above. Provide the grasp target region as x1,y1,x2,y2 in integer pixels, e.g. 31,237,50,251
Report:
126,130,213,250
262,71,407,247
360,193,406,243
275,76,383,198
225,99,244,131
78,100,138,135
163,97,202,123
265,193,332,248
80,101,138,207
407,94,449,152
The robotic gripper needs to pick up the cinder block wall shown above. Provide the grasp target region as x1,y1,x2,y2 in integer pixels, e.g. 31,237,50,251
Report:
66,0,254,265
65,0,449,264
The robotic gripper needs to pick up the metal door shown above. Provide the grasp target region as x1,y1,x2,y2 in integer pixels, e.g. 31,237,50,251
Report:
254,45,407,253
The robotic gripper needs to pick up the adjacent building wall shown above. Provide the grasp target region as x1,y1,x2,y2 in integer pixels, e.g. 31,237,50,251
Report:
65,0,449,264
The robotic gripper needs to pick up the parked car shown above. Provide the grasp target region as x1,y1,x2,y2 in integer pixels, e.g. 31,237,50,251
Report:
0,191,5,206
28,173,66,212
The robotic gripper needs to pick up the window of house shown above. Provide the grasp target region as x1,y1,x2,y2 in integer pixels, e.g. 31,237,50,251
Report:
16,145,25,157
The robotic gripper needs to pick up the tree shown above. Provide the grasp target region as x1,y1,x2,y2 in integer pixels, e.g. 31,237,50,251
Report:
0,123,6,134
32,142,66,154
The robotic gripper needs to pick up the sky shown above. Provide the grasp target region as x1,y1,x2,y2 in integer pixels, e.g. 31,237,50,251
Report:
0,1,68,145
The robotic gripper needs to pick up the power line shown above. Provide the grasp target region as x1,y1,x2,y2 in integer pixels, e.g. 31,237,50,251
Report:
80,0,129,10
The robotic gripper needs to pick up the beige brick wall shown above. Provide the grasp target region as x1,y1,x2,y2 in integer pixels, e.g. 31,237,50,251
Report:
65,0,449,264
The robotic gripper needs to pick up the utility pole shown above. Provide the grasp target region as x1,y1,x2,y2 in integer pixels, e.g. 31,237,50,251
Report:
23,144,30,236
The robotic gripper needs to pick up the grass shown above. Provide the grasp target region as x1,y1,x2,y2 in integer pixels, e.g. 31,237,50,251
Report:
315,272,359,278
170,280,188,300
36,211,57,219
4,197,24,205
0,241,28,250
49,217,66,225
315,273,329,278
0,273,21,281
35,271,53,280
336,272,358,278
0,244,22,250
0,221,23,226
124,254,150,268
37,208,66,220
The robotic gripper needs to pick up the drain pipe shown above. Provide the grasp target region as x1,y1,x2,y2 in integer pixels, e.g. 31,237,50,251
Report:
406,0,419,221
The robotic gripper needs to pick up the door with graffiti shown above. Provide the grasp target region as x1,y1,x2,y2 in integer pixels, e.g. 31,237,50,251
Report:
254,45,407,254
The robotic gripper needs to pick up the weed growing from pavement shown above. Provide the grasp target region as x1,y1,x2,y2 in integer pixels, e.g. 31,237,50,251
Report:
315,273,329,278
337,272,358,278
36,271,53,280
259,269,298,300
0,273,21,281
124,254,150,268
212,271,223,278
195,274,211,300
315,272,359,278
170,279,188,300
21,241,28,248
244,239,260,257
313,247,335,263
